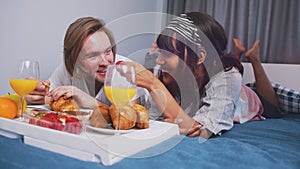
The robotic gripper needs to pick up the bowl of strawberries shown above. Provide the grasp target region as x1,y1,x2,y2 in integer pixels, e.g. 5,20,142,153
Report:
28,111,83,134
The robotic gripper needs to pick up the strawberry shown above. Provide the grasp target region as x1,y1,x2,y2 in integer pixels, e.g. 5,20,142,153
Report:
44,112,59,119
29,117,38,125
116,61,123,65
37,116,53,128
37,113,58,129
52,118,65,131
65,117,82,134
29,112,46,125
29,117,41,125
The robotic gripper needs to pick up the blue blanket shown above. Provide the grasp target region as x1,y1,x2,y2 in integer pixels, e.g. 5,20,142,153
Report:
1,114,299,169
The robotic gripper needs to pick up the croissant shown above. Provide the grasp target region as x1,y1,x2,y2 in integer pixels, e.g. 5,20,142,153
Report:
49,97,80,112
90,105,110,128
109,105,137,130
133,104,149,129
42,80,80,112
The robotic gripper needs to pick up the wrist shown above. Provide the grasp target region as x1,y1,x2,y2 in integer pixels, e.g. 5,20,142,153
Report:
148,76,162,92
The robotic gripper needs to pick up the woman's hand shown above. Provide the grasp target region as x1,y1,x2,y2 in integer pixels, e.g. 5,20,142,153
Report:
185,124,211,138
169,118,212,138
25,80,49,104
48,86,100,109
122,62,158,91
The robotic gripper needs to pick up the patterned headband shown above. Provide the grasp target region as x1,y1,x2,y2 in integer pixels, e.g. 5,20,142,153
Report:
165,14,202,46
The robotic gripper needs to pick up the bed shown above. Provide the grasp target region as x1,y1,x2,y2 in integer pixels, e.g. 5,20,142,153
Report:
0,63,299,169
0,113,299,169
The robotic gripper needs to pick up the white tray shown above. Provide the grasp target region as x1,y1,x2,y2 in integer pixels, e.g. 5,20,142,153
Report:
0,115,179,166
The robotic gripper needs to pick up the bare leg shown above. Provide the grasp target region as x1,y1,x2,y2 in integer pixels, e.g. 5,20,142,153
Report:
246,40,279,108
233,38,246,60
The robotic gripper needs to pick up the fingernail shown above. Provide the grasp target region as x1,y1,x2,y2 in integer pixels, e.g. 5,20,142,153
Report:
197,124,203,129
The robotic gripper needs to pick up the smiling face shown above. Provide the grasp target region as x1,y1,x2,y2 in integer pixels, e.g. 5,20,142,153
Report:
77,31,114,83
156,49,180,85
155,32,183,85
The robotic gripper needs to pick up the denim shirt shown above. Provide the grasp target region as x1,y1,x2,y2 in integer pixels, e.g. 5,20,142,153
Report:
193,67,244,135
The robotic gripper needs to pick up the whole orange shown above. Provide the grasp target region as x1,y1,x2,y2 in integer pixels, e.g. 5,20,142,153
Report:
1,93,27,112
0,97,18,119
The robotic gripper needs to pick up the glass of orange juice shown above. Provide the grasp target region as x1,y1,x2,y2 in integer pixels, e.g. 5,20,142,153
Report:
104,64,136,130
9,60,39,119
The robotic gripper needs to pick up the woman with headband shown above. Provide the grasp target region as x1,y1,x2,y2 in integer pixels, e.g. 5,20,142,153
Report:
125,12,273,138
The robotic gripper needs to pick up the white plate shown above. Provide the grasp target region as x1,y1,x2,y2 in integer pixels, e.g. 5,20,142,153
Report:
84,123,141,135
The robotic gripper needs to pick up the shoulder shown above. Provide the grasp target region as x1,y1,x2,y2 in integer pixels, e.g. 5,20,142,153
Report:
209,68,242,86
49,63,72,88
50,63,69,78
204,68,242,97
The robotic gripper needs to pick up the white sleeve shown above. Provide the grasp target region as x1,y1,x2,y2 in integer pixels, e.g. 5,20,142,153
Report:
48,63,72,90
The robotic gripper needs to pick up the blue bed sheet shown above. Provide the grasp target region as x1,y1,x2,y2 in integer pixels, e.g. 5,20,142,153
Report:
1,114,299,169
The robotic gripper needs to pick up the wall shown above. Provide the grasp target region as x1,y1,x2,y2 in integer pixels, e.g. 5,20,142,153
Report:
242,63,300,91
0,0,167,95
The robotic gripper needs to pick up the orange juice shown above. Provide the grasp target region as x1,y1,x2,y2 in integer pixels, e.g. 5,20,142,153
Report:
104,86,136,106
9,79,39,97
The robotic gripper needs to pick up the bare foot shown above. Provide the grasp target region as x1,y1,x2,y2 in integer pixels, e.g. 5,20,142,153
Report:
245,40,261,64
233,38,246,60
